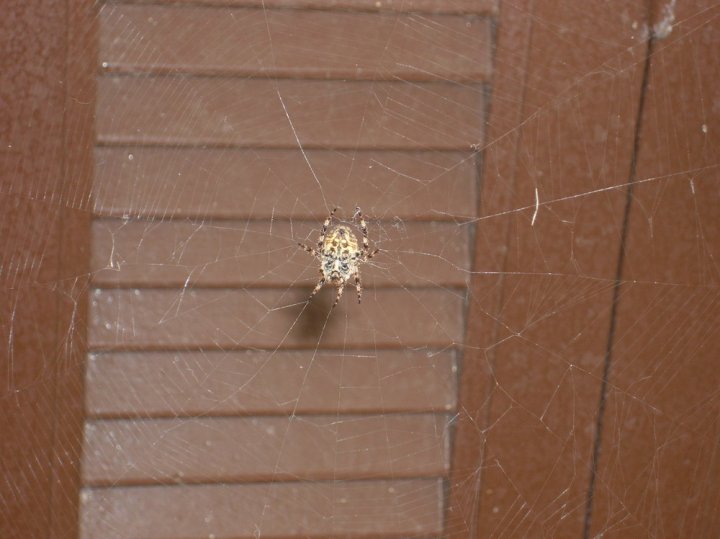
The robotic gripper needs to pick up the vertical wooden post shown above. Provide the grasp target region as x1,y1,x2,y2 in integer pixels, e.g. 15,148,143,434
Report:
0,2,95,538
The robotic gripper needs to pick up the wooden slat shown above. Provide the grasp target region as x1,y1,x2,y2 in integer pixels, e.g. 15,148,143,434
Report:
88,288,464,350
83,414,448,485
119,0,497,15
589,2,720,537
96,77,484,150
93,148,477,220
90,219,471,288
85,350,456,418
100,5,491,81
446,0,650,536
80,479,443,538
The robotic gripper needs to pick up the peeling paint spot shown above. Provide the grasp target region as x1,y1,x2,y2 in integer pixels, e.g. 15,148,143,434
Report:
654,0,676,39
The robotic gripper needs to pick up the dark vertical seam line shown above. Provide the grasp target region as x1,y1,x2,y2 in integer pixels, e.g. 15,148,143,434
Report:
582,17,656,539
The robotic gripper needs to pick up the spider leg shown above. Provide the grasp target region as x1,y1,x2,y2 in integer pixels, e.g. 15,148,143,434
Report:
354,271,362,304
332,283,345,309
307,275,325,302
318,207,338,251
364,248,380,261
355,207,379,261
297,242,319,258
354,207,371,253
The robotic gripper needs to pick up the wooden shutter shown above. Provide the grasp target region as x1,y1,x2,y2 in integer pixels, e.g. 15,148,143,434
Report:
81,1,493,537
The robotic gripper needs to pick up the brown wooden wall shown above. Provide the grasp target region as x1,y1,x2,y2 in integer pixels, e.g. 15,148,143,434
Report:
449,0,720,537
3,0,720,538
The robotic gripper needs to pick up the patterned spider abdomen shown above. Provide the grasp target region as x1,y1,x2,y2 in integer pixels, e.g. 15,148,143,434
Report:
298,206,378,307
322,225,360,285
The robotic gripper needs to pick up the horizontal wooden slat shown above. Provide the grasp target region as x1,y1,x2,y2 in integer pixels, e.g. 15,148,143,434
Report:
119,0,497,15
101,5,491,81
89,288,465,350
80,479,443,538
83,414,448,485
93,148,477,219
91,219,471,288
85,349,456,418
96,77,484,150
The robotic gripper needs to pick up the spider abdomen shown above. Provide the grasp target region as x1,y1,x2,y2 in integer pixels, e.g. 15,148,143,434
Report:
322,226,360,284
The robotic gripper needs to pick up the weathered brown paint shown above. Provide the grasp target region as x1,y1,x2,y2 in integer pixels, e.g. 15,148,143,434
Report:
49,3,96,537
122,0,497,15
83,414,448,485
86,350,456,418
448,0,650,537
446,1,533,534
84,2,485,532
88,288,465,350
0,1,94,538
96,77,484,150
589,2,720,536
101,5,491,81
8,0,716,537
93,148,477,220
80,479,444,538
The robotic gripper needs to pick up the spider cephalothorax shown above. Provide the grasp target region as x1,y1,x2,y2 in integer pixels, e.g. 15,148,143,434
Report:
298,207,379,308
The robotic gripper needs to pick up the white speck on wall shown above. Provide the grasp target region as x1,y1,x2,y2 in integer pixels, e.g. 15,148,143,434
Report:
654,0,676,39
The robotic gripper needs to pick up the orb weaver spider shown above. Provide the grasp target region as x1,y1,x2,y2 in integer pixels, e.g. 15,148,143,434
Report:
298,207,380,308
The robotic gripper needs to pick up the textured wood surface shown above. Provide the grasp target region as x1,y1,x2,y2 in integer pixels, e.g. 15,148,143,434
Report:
446,0,650,536
86,350,456,418
88,288,465,349
83,1,486,535
588,2,720,537
80,479,444,538
83,414,448,485
100,5,491,80
0,2,95,538
93,148,477,220
119,0,497,14
97,77,484,150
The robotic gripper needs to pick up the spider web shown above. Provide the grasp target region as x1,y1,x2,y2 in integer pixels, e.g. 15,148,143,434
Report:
2,0,720,538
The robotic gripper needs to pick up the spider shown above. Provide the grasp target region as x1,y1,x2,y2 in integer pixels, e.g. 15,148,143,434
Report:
298,207,379,308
